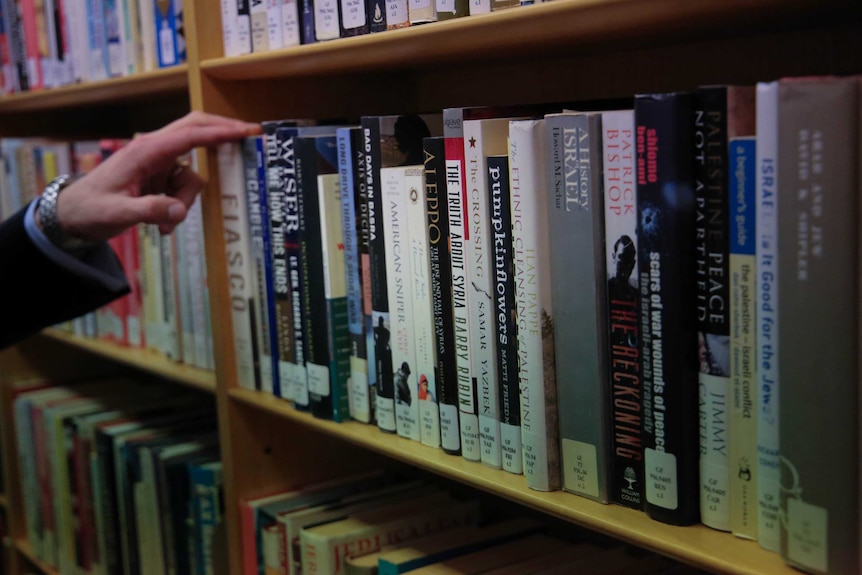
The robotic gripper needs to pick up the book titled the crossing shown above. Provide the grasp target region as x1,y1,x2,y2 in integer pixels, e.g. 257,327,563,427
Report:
634,92,700,526
545,111,610,504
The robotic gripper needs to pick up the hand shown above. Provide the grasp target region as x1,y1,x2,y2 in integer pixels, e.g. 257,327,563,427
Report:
48,111,261,241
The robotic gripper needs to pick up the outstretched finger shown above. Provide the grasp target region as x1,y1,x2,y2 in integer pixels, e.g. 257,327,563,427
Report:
131,123,261,174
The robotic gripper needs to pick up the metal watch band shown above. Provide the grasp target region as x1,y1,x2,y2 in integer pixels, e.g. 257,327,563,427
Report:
38,174,94,252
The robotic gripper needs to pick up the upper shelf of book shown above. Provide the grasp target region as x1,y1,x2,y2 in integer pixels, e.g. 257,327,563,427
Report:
200,0,852,81
41,328,216,393
229,387,795,575
0,66,188,113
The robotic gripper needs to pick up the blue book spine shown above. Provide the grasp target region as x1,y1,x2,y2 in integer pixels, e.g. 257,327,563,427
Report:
189,463,221,575
154,0,179,67
301,0,316,44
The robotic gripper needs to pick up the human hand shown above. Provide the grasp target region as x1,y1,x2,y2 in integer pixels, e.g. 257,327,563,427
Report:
47,111,261,241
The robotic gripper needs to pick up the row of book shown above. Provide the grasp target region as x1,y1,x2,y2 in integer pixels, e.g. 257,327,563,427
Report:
0,0,185,94
240,470,685,575
221,0,531,56
0,137,216,370
219,74,861,575
13,380,222,575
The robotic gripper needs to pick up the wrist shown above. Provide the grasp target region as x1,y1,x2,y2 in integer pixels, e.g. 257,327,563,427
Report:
37,175,97,254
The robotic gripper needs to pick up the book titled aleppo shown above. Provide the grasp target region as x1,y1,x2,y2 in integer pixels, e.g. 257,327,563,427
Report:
634,92,700,525
296,134,351,421
778,76,860,575
508,119,560,492
726,86,757,540
601,109,643,510
487,154,522,475
693,86,731,532
424,135,461,455
545,111,610,504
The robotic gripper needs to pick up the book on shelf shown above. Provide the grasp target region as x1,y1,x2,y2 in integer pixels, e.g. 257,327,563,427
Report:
601,108,644,510
634,92,700,526
726,85,758,541
545,111,611,504
508,119,560,492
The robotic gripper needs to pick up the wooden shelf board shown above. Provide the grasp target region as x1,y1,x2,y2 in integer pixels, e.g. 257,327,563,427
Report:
230,387,793,575
201,0,846,81
0,66,189,113
41,329,216,393
15,540,58,575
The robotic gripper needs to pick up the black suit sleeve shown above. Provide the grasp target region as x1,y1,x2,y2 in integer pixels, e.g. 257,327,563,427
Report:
0,206,130,349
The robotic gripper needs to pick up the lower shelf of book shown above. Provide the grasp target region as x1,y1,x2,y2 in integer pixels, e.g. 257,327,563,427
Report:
229,387,792,575
40,329,216,394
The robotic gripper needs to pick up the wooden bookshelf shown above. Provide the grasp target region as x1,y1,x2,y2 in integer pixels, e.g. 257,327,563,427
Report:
40,328,216,394
14,540,58,575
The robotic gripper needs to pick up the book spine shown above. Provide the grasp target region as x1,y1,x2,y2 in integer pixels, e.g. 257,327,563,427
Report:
488,154,522,475
462,119,502,469
300,0,314,43
265,0,283,49
313,0,339,40
362,117,396,432
382,166,420,441
339,0,368,36
546,112,610,503
103,0,122,76
338,128,371,423
601,109,644,509
137,0,156,71
445,128,479,461
278,126,310,407
20,0,45,88
407,0,433,24
508,119,560,491
693,87,731,531
250,0,268,51
728,128,757,538
406,165,441,448
258,135,283,395
6,0,27,90
384,0,407,28
264,122,294,398
281,0,300,46
755,81,780,551
635,92,700,525
154,0,180,67
220,0,236,55
367,0,384,31
777,78,859,575
424,135,461,454
435,0,465,20
219,141,260,390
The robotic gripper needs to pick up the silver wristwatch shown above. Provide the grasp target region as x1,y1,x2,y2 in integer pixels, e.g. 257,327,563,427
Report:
38,174,94,252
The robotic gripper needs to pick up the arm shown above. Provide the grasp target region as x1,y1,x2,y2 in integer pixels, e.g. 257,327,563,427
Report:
0,112,261,349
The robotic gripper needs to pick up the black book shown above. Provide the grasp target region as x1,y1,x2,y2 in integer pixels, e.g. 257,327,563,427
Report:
339,0,370,36
301,0,316,44
634,92,700,526
367,0,386,32
487,154,521,474
424,135,461,455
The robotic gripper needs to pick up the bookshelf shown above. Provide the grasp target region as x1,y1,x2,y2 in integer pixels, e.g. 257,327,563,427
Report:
0,0,860,574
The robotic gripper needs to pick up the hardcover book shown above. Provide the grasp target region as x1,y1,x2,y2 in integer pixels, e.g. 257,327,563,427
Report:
545,111,610,504
693,86,731,532
634,92,700,525
508,119,560,492
601,109,644,510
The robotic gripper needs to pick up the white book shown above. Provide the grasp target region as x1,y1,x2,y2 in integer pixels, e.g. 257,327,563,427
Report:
250,0,269,52
66,0,90,82
406,164,441,448
381,166,420,441
463,117,516,469
137,0,157,71
469,0,490,14
266,0,284,49
176,218,197,367
185,199,211,369
221,0,239,56
218,142,259,390
755,81,780,552
508,119,561,492
281,0,300,46
314,0,340,40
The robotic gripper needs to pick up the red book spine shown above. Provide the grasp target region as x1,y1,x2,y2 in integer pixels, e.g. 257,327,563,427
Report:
17,0,43,89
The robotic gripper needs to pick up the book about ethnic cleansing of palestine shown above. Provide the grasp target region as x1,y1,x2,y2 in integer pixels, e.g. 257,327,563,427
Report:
635,93,699,526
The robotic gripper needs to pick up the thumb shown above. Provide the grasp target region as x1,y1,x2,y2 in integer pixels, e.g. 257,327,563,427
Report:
123,194,188,234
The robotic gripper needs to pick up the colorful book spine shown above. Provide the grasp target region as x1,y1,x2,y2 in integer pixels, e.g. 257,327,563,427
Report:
487,154,521,475
406,166,441,448
337,127,372,423
727,86,758,540
694,86,731,531
381,165,421,441
154,0,180,67
755,81,780,551
508,119,560,492
777,77,859,575
218,141,259,390
602,109,643,509
424,135,461,455
545,112,610,504
634,92,700,525
444,116,479,462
